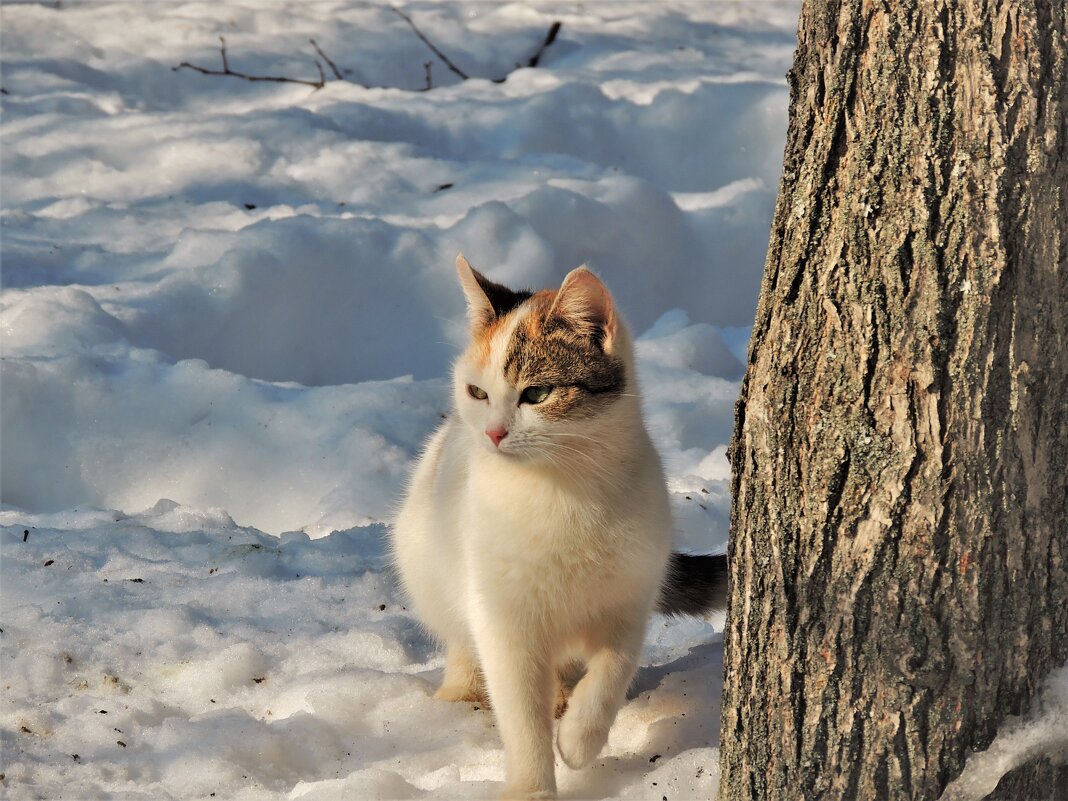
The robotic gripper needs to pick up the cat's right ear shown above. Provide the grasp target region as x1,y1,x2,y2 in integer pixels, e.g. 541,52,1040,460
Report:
456,254,496,329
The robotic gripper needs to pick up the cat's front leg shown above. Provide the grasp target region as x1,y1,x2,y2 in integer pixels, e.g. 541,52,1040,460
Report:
473,619,556,799
556,620,644,770
434,641,489,704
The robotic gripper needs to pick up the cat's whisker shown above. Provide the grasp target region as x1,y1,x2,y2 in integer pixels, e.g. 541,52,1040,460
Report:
518,437,615,489
537,443,628,490
536,449,596,491
545,432,606,446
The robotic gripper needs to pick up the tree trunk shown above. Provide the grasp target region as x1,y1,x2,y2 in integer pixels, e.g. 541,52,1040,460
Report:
719,1,1068,800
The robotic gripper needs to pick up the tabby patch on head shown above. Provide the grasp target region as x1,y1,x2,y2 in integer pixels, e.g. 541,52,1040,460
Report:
455,255,626,426
502,290,625,420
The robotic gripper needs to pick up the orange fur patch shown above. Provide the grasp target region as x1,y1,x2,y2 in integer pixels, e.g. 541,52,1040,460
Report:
471,291,554,368
472,308,520,367
471,319,501,368
523,291,556,337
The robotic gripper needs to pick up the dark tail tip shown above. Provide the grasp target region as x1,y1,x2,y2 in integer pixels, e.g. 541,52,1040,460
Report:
657,552,728,617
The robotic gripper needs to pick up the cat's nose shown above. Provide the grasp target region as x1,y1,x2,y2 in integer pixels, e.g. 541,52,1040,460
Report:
486,427,509,447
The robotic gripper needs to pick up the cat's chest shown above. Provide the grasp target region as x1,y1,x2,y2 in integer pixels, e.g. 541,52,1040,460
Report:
460,464,656,623
464,463,617,547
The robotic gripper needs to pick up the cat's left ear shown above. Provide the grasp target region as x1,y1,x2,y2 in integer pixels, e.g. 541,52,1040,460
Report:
456,254,496,328
455,254,527,331
552,266,617,352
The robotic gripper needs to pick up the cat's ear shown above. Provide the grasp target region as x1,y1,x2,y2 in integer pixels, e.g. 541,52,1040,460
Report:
552,266,617,352
456,254,496,328
455,254,530,331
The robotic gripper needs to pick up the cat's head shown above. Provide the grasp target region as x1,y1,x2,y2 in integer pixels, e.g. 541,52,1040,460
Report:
451,254,637,463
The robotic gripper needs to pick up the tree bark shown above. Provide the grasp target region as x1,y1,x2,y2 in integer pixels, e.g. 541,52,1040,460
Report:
719,2,1068,800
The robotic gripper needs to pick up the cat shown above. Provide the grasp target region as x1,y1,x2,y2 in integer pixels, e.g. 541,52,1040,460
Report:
391,255,727,799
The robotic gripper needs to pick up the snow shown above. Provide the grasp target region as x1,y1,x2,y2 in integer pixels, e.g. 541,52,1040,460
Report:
0,1,804,798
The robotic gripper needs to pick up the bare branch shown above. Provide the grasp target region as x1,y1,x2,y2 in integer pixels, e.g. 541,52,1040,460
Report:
310,39,344,80
173,35,326,90
389,5,470,81
526,22,562,69
174,18,562,94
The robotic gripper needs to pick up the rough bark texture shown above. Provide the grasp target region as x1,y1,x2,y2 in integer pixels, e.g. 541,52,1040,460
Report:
719,1,1068,800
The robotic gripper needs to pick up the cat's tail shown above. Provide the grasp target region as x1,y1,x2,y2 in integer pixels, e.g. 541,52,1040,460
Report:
656,552,728,616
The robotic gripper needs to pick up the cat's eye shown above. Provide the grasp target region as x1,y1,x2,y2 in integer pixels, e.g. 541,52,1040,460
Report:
467,384,488,401
520,385,553,405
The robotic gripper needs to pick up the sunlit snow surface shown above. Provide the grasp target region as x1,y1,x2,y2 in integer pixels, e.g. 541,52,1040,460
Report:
1,1,801,798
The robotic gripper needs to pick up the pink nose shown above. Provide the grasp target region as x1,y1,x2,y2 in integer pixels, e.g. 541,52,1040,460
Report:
486,428,508,447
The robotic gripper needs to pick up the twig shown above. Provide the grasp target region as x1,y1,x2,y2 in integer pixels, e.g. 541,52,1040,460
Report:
175,18,563,94
310,39,344,80
389,5,470,81
527,21,562,69
173,36,326,90
493,21,562,83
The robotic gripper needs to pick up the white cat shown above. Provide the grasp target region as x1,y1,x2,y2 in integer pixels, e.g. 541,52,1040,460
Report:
392,255,725,799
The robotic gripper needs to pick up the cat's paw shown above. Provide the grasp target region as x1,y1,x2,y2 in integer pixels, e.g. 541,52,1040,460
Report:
499,788,555,801
433,684,490,706
556,711,610,769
